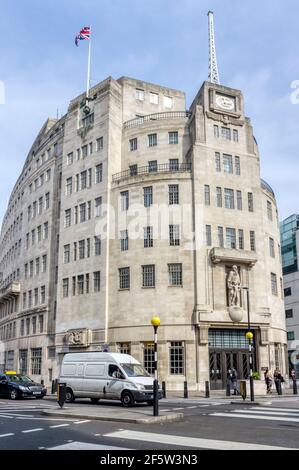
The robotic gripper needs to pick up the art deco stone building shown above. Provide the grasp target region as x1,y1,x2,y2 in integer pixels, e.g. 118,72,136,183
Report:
0,76,287,390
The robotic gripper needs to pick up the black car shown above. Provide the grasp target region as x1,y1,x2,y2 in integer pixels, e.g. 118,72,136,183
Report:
0,372,47,400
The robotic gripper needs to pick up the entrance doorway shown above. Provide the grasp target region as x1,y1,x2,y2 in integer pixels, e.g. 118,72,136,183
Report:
209,329,257,390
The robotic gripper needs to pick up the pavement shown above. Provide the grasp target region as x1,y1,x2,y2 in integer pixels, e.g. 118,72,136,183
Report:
0,395,299,450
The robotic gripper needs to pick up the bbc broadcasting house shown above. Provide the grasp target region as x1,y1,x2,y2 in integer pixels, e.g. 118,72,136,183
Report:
0,76,287,391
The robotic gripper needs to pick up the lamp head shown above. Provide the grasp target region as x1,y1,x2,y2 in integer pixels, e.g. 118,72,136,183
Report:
151,316,161,327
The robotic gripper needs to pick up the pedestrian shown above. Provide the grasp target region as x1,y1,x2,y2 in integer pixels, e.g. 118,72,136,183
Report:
265,370,273,394
231,368,238,395
274,368,284,394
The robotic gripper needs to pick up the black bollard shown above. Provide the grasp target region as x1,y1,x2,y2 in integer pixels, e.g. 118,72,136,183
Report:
226,381,231,396
205,381,210,398
184,381,188,399
51,380,55,394
57,382,67,408
293,379,298,395
162,381,166,399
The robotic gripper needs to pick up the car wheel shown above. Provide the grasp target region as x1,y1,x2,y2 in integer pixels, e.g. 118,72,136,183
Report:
65,388,75,403
90,398,100,404
10,389,19,400
121,391,135,407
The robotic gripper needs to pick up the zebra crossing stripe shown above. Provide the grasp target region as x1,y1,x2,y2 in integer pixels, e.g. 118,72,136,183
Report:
211,412,299,424
234,410,299,417
104,430,295,450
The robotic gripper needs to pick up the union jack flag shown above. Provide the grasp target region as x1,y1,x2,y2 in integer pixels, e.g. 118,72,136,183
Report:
75,26,91,46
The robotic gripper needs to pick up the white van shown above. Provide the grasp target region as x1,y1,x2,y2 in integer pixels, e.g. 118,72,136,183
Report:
59,352,163,407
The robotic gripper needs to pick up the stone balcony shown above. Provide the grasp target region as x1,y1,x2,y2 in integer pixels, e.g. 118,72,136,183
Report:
123,111,191,129
112,162,192,183
0,281,21,303
210,247,258,267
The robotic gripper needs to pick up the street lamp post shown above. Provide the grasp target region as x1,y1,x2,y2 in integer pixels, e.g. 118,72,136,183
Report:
242,287,255,402
151,315,161,417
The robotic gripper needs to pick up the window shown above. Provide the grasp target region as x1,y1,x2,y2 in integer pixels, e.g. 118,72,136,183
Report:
19,350,28,375
248,192,254,212
38,197,43,215
20,320,25,336
169,159,179,171
46,169,51,181
35,258,40,275
42,255,47,272
136,88,144,101
26,316,30,333
224,188,234,209
143,186,153,207
129,164,138,176
236,190,242,210
31,229,35,245
79,203,86,223
214,125,219,138
170,342,184,375
284,287,292,297
82,113,94,128
78,275,84,295
269,238,275,258
218,226,224,247
65,209,71,228
271,273,278,296
33,201,37,218
95,197,102,217
221,127,231,140
164,96,173,108
121,191,129,211
40,286,46,304
206,225,212,246
29,261,34,277
168,263,182,286
43,222,49,240
75,174,79,192
129,138,138,151
67,152,73,165
142,265,155,287
148,134,157,147
63,278,69,298
86,238,90,258
169,184,179,205
66,177,72,196
215,152,221,172
94,236,101,256
72,277,76,296
31,348,42,375
34,288,38,306
150,92,159,104
287,331,295,341
238,229,244,250
235,156,241,175
119,267,130,289
216,187,222,207
223,154,233,173
169,131,178,145
45,192,50,210
79,240,85,259
95,164,103,183
94,271,101,292
88,168,92,188
87,201,91,220
250,231,256,251
26,233,29,249
286,309,293,319
233,129,239,142
148,160,157,173
82,145,88,158
64,245,70,264
39,315,44,333
120,230,129,251
80,170,87,190
267,201,273,221
169,225,180,246
143,344,155,374
204,185,210,206
226,228,236,249
118,343,131,355
144,226,153,248
97,137,103,151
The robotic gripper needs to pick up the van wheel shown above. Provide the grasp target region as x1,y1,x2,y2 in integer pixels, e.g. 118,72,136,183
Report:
10,389,19,400
121,391,135,407
65,388,75,403
90,398,99,404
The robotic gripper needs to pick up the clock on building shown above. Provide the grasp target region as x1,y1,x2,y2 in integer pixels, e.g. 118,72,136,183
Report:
215,94,236,111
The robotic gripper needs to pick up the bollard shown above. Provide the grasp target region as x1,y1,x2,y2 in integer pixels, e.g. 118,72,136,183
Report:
57,382,67,408
205,381,210,398
293,379,298,395
162,381,166,399
51,380,55,394
226,381,231,397
184,381,188,399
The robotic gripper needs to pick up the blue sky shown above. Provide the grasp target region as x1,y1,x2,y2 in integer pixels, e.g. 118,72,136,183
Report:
0,0,298,224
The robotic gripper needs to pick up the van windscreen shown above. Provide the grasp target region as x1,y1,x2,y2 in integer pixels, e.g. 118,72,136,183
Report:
121,363,150,377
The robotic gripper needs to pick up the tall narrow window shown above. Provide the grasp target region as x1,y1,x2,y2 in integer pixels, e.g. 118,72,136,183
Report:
78,275,84,295
63,278,69,298
216,187,222,207
267,201,273,221
223,154,233,173
119,267,130,289
169,185,179,205
224,188,234,209
79,240,85,260
79,203,86,223
142,265,155,287
143,186,153,207
95,197,102,217
226,228,236,249
214,125,219,138
94,272,101,292
221,127,231,140
168,263,182,286
121,191,129,211
250,231,256,251
236,190,242,210
144,226,153,248
148,133,157,147
129,138,138,151
170,342,185,375
63,244,70,264
148,160,158,172
95,164,103,183
238,229,244,250
233,129,239,142
94,236,101,256
235,156,241,175
120,230,129,251
218,226,224,247
97,137,103,151
206,225,212,246
169,131,178,145
269,237,275,258
204,185,210,206
169,224,180,246
169,159,179,171
248,192,254,212
215,152,221,172
271,273,278,296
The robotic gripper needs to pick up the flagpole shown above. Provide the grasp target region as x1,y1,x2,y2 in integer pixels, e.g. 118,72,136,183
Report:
86,25,91,98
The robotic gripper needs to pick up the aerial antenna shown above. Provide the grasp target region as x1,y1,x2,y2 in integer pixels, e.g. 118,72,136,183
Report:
207,11,220,84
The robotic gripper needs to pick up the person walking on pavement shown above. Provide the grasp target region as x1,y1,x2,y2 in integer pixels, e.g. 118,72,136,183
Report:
265,369,273,394
274,368,284,394
231,368,238,395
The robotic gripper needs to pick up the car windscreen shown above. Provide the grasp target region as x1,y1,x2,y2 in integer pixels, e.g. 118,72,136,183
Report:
120,363,151,377
7,375,34,383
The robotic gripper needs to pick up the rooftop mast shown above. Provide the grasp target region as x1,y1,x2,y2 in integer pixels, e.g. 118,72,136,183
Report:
208,11,220,84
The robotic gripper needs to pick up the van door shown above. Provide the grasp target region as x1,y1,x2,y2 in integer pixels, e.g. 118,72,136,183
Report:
105,364,126,399
81,363,106,398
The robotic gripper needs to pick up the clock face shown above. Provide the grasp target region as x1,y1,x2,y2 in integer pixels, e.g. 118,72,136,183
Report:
215,94,236,111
